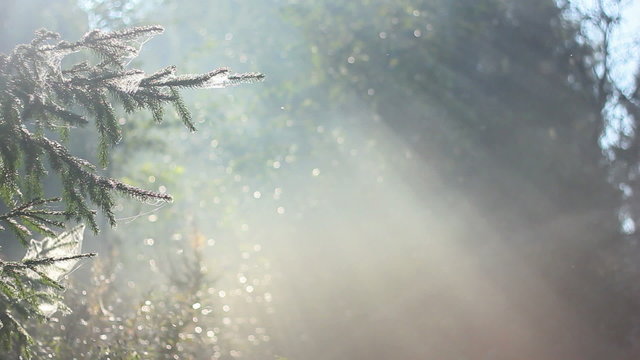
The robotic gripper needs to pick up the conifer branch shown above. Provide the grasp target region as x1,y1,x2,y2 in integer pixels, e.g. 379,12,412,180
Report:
1,25,263,237
0,26,263,356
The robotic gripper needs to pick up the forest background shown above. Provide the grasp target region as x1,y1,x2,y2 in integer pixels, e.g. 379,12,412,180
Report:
2,0,640,359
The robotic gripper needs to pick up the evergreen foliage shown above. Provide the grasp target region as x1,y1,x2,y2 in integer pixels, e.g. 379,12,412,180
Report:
0,25,263,358
0,25,263,235
0,225,92,358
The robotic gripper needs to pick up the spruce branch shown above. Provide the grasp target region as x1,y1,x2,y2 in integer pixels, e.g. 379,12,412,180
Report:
1,23,263,246
140,67,230,88
0,198,73,244
2,253,98,269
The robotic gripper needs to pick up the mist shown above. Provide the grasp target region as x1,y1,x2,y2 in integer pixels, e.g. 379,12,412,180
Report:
1,0,640,359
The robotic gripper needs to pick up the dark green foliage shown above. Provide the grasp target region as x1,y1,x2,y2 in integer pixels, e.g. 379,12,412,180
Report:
0,198,70,246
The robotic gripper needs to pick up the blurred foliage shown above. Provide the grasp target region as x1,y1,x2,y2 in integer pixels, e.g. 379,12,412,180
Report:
286,0,640,356
26,232,273,359
143,0,640,357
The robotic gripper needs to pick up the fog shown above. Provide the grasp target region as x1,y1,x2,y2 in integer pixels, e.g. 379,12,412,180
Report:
1,0,640,359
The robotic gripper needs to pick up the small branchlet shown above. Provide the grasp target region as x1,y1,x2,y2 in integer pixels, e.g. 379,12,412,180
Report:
0,198,73,246
0,225,95,356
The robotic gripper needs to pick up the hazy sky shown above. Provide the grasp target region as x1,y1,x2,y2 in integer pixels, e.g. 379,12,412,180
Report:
572,0,640,91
